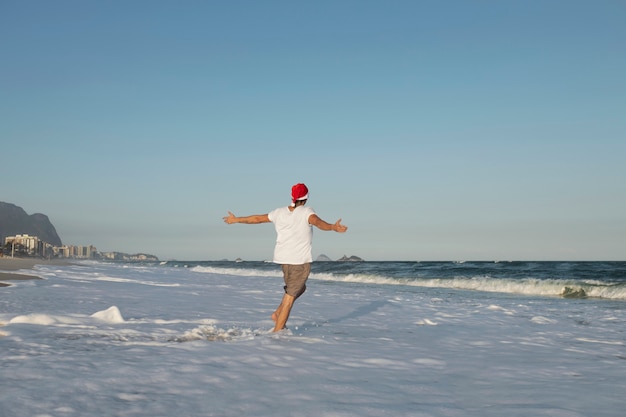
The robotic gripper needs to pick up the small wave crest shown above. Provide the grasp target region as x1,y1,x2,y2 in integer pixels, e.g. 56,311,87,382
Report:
8,306,127,326
91,306,125,323
190,265,282,278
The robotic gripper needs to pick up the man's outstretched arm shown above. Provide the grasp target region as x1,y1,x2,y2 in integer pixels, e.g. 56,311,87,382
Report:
308,214,348,233
223,211,270,224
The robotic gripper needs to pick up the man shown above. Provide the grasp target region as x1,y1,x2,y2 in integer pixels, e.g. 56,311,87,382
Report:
223,183,348,332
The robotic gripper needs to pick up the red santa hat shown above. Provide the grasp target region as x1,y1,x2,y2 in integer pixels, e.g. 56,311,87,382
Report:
291,183,309,203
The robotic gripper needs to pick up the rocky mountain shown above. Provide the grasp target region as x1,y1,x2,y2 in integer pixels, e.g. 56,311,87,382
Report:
337,255,364,262
316,254,364,262
0,202,62,246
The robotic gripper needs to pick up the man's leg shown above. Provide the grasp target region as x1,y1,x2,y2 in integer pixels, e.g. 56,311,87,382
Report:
271,301,284,322
272,293,295,332
272,263,309,332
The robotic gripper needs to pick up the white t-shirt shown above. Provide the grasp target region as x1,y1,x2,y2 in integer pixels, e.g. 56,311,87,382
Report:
267,205,315,265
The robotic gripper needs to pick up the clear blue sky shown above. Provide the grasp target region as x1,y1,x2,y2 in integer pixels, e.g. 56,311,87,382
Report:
2,1,625,261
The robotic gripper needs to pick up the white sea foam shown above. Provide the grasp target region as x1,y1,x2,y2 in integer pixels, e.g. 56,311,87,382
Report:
174,325,259,342
576,338,624,346
191,265,282,278
1,261,625,417
9,313,86,326
414,318,438,326
530,316,558,324
91,276,181,287
91,306,125,323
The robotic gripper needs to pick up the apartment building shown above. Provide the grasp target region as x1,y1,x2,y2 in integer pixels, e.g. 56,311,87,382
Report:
3,234,96,259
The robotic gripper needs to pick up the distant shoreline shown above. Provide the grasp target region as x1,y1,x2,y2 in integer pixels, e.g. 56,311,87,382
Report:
0,257,73,287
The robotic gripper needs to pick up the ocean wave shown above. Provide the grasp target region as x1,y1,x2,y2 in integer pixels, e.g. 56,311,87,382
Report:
309,273,626,300
177,263,626,301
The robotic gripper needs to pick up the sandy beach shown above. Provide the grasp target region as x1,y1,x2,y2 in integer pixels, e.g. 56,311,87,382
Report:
0,257,71,286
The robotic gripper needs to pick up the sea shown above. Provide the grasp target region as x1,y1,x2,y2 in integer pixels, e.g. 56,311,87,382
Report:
1,260,625,417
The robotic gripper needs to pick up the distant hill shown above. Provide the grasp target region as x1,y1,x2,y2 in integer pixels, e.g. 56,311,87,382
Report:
337,255,364,262
0,202,62,246
316,254,365,262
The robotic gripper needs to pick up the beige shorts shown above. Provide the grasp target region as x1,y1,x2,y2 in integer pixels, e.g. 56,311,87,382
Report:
282,263,311,299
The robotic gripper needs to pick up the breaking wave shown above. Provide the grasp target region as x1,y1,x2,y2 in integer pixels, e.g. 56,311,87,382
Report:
309,273,626,300
181,261,626,301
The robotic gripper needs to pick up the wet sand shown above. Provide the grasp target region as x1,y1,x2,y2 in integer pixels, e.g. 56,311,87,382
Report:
0,258,72,286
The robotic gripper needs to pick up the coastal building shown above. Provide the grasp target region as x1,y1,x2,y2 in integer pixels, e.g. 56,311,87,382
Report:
4,234,48,257
3,234,97,259
2,234,157,262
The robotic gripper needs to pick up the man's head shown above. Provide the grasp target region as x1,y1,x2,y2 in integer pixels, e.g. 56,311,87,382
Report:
291,183,309,205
